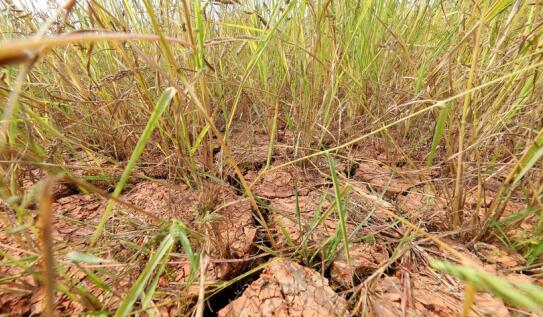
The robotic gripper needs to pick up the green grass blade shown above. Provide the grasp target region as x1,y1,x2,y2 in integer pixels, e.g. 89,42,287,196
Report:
433,260,543,312
513,128,543,185
526,239,543,266
427,102,450,167
141,247,170,312
77,265,114,295
114,233,175,317
515,282,543,305
326,152,350,266
190,124,210,156
90,87,177,247
225,0,296,133
66,251,112,264
171,220,199,284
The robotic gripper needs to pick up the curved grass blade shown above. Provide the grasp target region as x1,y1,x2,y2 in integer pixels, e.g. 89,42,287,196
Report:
0,33,190,66
513,128,543,186
65,251,112,264
427,102,450,167
171,220,199,284
433,260,543,312
114,233,175,317
90,87,177,247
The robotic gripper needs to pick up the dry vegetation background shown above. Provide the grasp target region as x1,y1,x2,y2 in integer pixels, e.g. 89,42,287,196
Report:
0,0,542,316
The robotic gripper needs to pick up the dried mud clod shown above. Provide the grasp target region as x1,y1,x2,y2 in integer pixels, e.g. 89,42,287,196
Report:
0,208,34,316
21,168,79,200
351,159,451,230
395,189,449,231
217,128,291,174
218,258,350,317
254,166,395,289
473,242,525,270
1,194,106,315
140,160,170,179
230,131,272,171
463,189,526,224
1,179,257,315
119,181,257,283
363,238,531,317
64,151,124,190
369,272,510,317
17,151,124,201
52,194,103,248
269,191,334,246
268,189,386,248
330,243,388,288
353,161,417,198
244,167,323,200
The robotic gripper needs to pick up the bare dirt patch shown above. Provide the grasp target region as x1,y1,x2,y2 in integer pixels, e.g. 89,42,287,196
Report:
1,144,537,316
331,243,389,288
369,269,510,317
218,258,350,317
118,181,257,284
354,161,418,198
0,178,258,315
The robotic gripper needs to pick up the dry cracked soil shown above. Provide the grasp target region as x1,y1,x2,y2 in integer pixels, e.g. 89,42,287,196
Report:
0,130,540,316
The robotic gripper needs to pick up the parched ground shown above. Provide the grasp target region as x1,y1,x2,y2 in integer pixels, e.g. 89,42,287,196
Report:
0,130,540,316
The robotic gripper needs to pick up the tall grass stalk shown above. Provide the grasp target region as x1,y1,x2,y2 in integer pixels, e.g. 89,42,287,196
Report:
1,1,542,314
38,177,56,317
90,87,176,247
327,152,350,266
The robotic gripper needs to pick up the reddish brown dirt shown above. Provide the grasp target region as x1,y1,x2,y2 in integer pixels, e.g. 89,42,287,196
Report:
1,194,108,315
331,243,388,288
0,134,539,316
369,273,510,317
0,179,257,315
119,181,257,284
218,258,350,317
